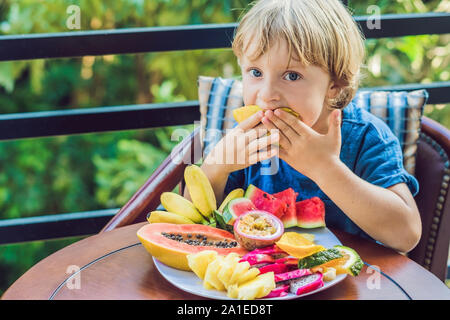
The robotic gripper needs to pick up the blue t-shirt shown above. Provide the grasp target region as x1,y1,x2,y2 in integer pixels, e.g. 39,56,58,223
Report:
223,102,419,240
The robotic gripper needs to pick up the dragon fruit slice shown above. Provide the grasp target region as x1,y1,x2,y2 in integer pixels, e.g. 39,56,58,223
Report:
244,245,287,260
239,253,275,266
258,263,289,275
251,245,286,255
252,262,272,269
275,257,298,265
274,268,312,283
289,273,324,295
264,284,290,298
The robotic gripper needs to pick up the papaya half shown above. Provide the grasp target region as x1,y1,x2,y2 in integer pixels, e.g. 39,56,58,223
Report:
137,223,248,271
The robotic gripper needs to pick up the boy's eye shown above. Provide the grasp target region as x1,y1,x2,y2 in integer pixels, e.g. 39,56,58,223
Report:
284,72,301,81
249,69,262,77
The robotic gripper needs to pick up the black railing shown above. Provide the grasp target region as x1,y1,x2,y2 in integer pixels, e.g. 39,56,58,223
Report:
0,12,450,244
0,101,200,141
1,13,449,61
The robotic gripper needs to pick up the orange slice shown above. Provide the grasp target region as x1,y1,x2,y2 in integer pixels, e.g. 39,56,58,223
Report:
275,232,326,260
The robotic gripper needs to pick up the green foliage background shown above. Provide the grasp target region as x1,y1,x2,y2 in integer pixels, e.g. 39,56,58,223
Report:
0,0,448,295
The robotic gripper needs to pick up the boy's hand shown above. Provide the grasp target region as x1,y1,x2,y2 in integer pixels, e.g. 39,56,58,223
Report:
261,108,342,181
204,110,280,174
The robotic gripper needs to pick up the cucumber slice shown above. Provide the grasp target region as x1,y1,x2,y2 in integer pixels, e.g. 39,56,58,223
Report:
334,245,364,276
297,248,342,269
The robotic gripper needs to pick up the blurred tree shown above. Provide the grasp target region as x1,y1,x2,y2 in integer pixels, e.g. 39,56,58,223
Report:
0,0,448,294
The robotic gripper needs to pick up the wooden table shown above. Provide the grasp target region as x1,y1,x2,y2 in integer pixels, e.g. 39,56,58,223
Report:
2,222,449,300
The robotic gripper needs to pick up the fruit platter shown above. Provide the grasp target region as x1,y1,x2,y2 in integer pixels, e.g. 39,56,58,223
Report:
136,163,364,300
151,227,350,300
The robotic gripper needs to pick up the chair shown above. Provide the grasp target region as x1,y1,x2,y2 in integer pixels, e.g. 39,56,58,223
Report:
101,114,450,283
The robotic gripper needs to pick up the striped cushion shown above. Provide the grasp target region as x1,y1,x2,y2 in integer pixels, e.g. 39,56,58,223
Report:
198,76,428,176
353,90,428,175
198,76,243,157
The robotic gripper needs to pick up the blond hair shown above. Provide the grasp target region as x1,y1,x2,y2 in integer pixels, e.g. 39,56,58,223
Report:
232,0,365,109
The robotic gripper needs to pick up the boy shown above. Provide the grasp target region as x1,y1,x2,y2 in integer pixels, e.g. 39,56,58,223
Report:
186,0,421,253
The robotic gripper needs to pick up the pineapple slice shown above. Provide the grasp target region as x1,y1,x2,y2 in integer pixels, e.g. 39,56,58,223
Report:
187,250,218,280
189,251,273,300
224,252,240,261
229,261,250,286
236,267,260,286
322,267,337,281
203,256,225,291
217,254,240,288
227,284,239,299
203,281,214,290
235,272,276,300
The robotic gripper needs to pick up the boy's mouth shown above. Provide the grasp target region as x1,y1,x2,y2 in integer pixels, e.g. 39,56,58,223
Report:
277,107,300,119
233,105,301,123
267,107,302,121
260,106,300,116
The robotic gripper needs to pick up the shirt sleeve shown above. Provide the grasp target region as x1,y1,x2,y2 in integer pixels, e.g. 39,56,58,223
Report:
354,122,419,196
223,168,246,195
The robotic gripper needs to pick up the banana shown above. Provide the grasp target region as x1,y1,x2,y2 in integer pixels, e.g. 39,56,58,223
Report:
160,192,206,223
218,188,245,212
147,211,195,224
184,165,217,218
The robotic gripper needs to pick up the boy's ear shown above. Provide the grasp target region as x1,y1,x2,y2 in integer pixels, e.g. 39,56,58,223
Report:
326,80,343,100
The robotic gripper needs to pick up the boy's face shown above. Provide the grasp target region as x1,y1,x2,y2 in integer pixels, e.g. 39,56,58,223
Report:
239,40,338,132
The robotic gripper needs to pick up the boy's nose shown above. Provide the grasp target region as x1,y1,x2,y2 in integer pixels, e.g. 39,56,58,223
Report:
257,82,281,110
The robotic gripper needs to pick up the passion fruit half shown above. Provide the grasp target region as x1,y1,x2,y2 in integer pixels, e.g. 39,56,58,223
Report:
233,210,284,250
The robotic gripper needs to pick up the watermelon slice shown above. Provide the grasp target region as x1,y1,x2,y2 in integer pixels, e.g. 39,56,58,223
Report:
296,197,326,228
244,184,286,219
273,188,299,228
222,197,257,225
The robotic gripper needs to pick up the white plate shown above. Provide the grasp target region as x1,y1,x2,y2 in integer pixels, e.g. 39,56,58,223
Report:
153,227,347,300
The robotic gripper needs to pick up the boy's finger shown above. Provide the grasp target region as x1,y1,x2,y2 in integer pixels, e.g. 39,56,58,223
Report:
240,124,268,148
247,130,279,155
253,123,269,138
237,110,263,130
248,147,279,165
232,123,266,139
274,108,313,136
261,115,291,148
327,109,342,141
